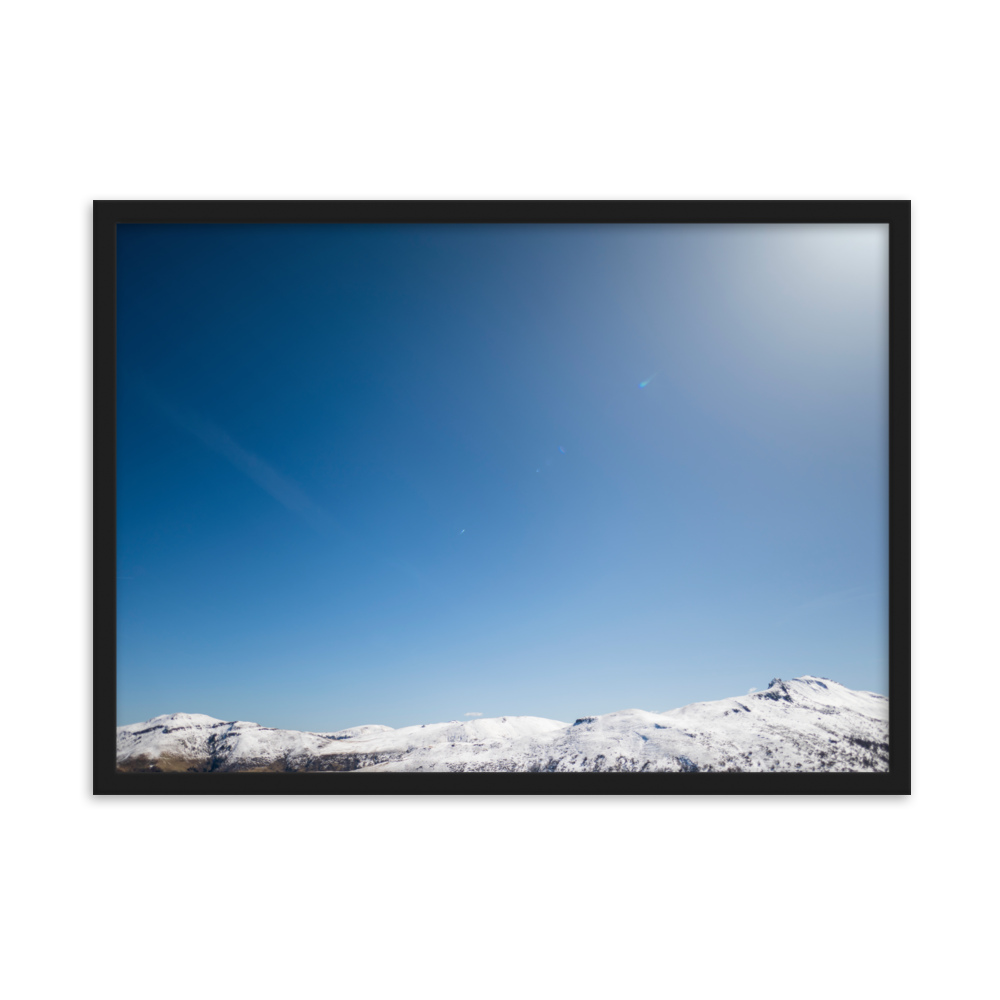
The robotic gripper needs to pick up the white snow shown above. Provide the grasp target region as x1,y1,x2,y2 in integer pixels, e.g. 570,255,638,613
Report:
117,676,889,773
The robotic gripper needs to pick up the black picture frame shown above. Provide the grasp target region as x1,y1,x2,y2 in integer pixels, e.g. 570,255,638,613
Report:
93,200,910,795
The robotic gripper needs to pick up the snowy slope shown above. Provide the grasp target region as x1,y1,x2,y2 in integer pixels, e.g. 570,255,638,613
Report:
319,715,570,754
116,676,889,773
116,713,396,772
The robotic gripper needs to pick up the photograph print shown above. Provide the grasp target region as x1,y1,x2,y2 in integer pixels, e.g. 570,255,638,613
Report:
114,211,890,788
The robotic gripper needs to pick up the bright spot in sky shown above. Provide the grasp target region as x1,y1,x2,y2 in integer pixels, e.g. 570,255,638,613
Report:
639,372,658,388
460,529,465,534
558,445,565,454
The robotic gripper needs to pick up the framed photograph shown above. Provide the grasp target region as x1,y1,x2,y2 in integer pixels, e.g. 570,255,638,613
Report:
94,200,910,795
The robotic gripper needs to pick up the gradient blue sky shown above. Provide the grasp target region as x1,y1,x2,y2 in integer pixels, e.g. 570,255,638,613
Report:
117,222,887,730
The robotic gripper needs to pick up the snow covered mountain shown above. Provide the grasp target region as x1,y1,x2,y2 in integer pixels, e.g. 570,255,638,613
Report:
116,676,889,774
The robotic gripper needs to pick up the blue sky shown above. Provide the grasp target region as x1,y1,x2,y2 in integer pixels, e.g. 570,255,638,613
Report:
117,222,887,730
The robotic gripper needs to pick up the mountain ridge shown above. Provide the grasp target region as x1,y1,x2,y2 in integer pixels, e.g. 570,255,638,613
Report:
116,675,889,774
